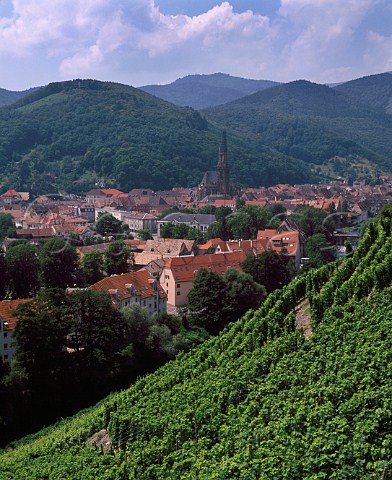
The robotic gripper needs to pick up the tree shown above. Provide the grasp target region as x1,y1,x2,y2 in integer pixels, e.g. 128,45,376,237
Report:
40,238,80,289
6,244,40,298
121,304,174,373
207,206,232,241
95,212,123,236
160,222,175,238
305,233,336,267
0,249,7,299
291,205,335,238
228,210,254,239
67,290,130,385
104,240,132,275
138,228,153,240
0,213,15,241
13,290,71,393
80,250,105,285
227,205,272,240
241,250,291,293
187,268,227,334
223,269,266,322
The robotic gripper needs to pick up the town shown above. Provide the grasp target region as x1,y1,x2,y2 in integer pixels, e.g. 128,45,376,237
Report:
1,163,391,364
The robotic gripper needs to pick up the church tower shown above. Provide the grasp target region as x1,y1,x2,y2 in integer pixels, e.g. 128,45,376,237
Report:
216,130,230,195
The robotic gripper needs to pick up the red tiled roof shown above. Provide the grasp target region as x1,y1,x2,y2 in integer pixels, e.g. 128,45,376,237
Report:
0,298,32,331
101,189,125,196
257,229,300,257
1,189,21,199
16,228,55,238
89,270,166,306
165,252,246,282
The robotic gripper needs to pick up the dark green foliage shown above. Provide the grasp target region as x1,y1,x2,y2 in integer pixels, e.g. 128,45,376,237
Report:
0,87,39,107
0,79,317,193
0,215,391,478
160,222,205,243
67,290,130,384
137,228,153,240
228,204,272,239
0,249,7,299
223,269,266,322
188,267,266,333
104,240,132,275
94,213,123,236
334,72,392,113
187,268,227,334
291,205,334,238
5,244,40,298
204,78,392,178
80,250,105,286
13,290,71,392
0,213,15,241
305,233,336,267
40,238,80,289
241,250,291,293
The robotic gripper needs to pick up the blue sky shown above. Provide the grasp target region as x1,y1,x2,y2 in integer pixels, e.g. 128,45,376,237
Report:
0,0,391,90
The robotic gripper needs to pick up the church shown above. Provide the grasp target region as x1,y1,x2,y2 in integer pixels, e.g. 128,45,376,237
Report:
197,130,236,201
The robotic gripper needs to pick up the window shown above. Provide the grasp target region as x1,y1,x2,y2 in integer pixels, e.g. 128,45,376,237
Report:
177,292,180,296
4,343,7,349
177,283,181,288
3,332,7,338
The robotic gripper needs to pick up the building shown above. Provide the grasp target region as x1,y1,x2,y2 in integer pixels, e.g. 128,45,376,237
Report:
257,229,303,270
197,130,236,201
160,252,246,307
133,238,195,268
0,298,31,363
89,270,167,316
122,211,158,235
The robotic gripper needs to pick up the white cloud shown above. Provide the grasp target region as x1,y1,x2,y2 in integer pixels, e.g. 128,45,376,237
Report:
0,0,391,89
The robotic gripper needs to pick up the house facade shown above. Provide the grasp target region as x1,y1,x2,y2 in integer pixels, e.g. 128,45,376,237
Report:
160,252,246,307
0,298,31,363
89,270,167,316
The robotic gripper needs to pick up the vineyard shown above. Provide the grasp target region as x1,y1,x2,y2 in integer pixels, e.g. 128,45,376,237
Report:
0,209,391,479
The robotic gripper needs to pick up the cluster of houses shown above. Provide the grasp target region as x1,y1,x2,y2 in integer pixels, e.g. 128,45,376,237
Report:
1,177,391,364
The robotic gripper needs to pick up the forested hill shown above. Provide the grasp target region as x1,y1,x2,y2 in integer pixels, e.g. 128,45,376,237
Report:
204,79,392,180
1,208,391,479
140,73,279,109
334,72,392,114
0,79,314,194
0,87,39,107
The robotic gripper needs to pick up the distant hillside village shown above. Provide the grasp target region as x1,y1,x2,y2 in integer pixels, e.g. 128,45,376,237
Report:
0,133,391,364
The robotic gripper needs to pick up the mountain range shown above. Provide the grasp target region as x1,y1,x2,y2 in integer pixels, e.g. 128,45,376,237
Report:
0,87,40,107
0,72,391,194
140,73,279,109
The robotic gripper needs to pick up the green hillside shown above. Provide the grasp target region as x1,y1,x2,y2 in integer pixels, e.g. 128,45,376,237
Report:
140,73,279,109
0,79,314,194
204,80,392,180
334,72,392,114
0,87,39,107
1,209,391,479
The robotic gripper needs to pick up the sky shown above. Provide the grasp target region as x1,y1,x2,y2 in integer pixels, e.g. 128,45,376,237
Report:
0,0,391,91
